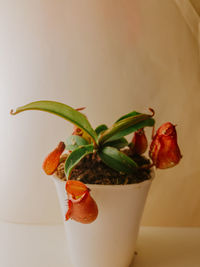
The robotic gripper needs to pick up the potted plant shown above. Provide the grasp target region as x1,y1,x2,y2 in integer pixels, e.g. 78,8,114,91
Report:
10,101,182,267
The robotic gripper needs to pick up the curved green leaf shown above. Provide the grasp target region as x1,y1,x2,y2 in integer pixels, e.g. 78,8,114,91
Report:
99,114,155,144
10,101,98,143
64,144,94,179
65,135,89,151
104,137,128,149
116,111,140,122
95,124,108,136
107,118,155,142
98,146,138,174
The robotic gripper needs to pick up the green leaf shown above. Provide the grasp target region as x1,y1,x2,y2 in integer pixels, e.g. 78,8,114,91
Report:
98,146,138,174
65,135,89,151
104,137,128,149
115,111,140,122
99,114,155,144
107,118,155,142
95,124,108,136
64,144,94,179
10,101,98,143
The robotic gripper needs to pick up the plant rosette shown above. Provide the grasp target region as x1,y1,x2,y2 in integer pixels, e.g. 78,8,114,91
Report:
11,101,182,267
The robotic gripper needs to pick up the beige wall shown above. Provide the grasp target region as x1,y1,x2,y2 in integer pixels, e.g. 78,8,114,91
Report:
0,0,200,226
139,0,200,227
190,0,200,15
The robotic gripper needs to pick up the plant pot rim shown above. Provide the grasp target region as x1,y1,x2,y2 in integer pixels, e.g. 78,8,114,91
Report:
52,168,154,190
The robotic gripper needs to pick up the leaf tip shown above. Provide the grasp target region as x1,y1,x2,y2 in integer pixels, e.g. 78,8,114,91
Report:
10,109,17,115
75,107,86,111
148,108,155,117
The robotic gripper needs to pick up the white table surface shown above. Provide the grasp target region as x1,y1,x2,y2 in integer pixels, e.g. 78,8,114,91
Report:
0,220,200,267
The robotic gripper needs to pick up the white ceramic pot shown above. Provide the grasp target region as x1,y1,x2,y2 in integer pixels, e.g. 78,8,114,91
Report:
53,175,153,267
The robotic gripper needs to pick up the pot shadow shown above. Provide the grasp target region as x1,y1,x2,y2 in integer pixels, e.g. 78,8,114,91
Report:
128,227,200,267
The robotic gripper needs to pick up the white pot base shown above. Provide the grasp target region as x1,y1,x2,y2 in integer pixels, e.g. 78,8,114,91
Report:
53,176,153,267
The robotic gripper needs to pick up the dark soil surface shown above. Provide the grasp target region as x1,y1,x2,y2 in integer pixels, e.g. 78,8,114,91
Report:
55,149,152,185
